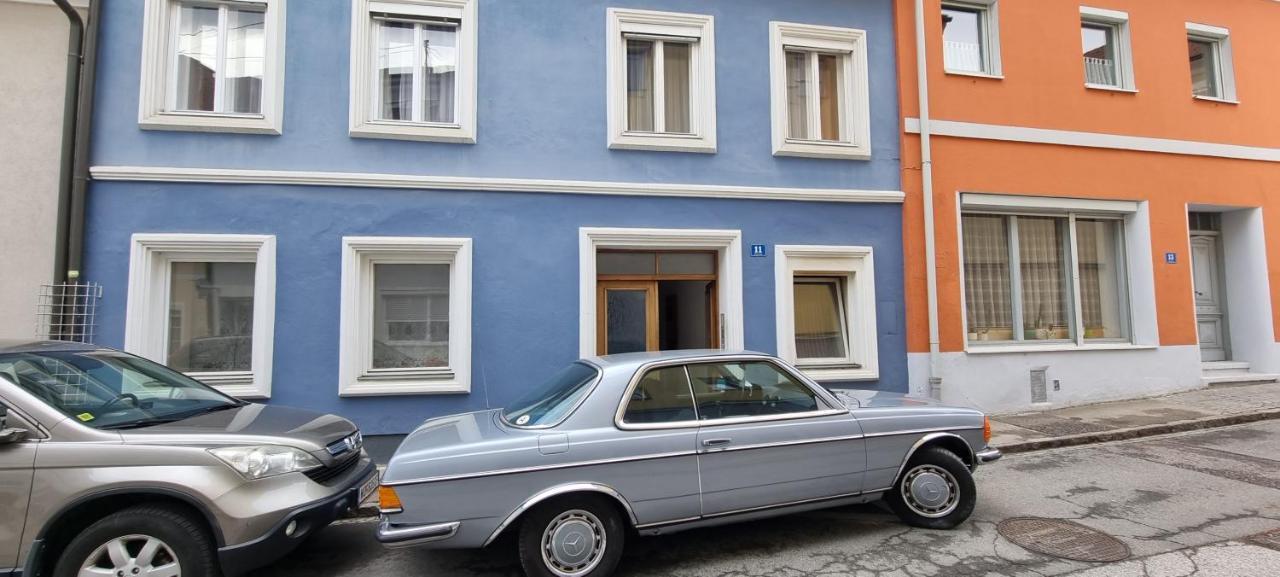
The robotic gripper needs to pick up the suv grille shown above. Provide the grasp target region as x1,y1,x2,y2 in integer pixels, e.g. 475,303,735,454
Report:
305,452,360,485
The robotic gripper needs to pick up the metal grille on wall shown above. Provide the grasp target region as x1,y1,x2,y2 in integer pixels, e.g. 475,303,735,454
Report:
36,283,103,343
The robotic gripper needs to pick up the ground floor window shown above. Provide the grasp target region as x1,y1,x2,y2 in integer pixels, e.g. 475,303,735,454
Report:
339,236,471,396
962,210,1130,346
125,234,276,398
595,250,719,355
774,245,878,381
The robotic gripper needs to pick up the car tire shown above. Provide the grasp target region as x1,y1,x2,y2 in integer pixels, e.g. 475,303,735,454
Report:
517,494,626,577
885,446,976,530
53,504,218,577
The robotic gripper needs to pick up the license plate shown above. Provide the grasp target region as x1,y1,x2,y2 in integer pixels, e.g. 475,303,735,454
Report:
358,472,380,504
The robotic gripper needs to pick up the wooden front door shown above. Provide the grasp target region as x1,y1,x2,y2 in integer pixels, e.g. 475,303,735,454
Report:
596,250,720,355
597,281,658,355
1191,234,1229,361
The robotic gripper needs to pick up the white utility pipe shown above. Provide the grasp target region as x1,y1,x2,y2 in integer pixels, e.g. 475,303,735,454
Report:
914,0,944,399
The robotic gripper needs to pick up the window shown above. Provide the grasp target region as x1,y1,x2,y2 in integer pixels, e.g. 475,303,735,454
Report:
686,361,819,420
774,246,878,381
769,22,871,160
1080,7,1134,91
1186,23,1236,102
621,366,697,424
139,0,286,134
961,210,1131,347
607,8,716,153
125,234,276,398
349,0,478,142
502,362,599,427
339,237,472,396
941,1,1001,77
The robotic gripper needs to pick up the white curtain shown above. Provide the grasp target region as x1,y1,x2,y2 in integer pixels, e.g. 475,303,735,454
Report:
1018,217,1070,340
962,215,1012,339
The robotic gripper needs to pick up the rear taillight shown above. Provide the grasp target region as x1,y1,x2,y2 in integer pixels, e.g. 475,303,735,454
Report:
378,485,404,514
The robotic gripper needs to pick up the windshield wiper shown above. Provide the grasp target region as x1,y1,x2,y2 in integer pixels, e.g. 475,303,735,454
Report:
100,416,187,430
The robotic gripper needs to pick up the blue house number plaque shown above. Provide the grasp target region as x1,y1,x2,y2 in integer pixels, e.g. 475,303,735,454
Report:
750,244,767,257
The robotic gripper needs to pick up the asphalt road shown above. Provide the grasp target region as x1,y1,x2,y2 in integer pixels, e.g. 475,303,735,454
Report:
248,420,1280,577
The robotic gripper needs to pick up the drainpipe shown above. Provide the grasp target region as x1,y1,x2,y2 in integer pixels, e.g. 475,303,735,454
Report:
51,0,84,288
914,0,944,399
67,0,100,283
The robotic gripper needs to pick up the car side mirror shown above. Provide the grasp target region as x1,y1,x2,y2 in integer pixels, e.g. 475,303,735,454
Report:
0,406,28,444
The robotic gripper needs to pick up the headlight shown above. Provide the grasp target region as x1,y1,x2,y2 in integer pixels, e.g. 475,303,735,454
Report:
209,445,322,480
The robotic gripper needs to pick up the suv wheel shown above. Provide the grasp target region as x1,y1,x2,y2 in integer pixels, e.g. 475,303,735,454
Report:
885,446,977,530
54,505,217,577
517,495,626,577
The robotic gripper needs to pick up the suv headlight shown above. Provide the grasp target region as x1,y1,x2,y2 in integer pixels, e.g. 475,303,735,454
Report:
209,445,322,480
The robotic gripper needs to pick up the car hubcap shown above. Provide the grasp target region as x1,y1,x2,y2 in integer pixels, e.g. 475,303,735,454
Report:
902,464,960,518
541,509,606,577
78,534,181,577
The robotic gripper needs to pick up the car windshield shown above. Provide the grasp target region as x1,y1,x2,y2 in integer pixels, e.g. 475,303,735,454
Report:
502,362,600,427
0,350,243,430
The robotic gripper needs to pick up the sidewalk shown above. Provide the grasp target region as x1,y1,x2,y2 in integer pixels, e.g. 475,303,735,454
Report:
990,381,1280,453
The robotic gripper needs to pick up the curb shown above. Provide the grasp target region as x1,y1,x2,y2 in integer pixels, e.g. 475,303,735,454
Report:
995,408,1280,454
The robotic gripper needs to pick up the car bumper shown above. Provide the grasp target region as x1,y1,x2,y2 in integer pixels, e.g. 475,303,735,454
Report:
376,517,461,548
217,458,378,576
975,446,1003,465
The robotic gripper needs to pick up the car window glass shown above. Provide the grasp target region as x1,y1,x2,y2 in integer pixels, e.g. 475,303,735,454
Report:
503,362,600,427
622,366,696,424
686,361,819,420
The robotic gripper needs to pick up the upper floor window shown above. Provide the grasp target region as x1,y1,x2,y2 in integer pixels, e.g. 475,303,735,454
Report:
1186,23,1237,103
139,0,286,134
349,0,478,143
606,8,716,153
1080,7,1134,91
769,22,871,160
941,0,1001,77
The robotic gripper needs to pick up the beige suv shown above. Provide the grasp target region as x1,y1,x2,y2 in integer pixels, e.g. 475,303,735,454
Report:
0,341,378,577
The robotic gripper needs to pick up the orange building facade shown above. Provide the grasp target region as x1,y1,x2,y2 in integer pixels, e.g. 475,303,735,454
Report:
895,0,1280,411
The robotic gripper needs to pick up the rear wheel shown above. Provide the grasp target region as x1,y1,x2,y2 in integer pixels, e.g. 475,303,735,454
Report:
885,446,976,530
517,495,626,577
53,504,217,577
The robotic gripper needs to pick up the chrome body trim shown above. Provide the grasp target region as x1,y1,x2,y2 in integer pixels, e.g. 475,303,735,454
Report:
975,446,1003,465
482,482,640,547
382,450,697,486
375,519,460,549
498,360,604,430
890,432,978,482
861,425,983,438
613,355,847,431
699,432,865,454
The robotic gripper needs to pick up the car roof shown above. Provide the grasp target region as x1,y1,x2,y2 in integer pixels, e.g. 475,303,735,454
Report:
583,349,774,371
0,339,104,354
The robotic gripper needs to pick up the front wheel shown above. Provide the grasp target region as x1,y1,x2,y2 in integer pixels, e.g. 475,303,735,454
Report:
517,495,626,577
53,504,218,577
885,446,976,530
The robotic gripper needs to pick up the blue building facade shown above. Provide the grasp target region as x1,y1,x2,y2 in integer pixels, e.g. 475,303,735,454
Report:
86,0,906,434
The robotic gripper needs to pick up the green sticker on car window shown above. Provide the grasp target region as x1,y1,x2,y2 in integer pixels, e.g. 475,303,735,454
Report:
76,412,95,422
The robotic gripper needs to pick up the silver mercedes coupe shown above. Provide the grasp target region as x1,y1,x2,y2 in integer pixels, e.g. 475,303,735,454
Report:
375,350,1001,577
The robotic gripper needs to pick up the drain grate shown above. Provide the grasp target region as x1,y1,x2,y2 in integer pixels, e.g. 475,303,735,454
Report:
1247,528,1280,552
997,517,1131,563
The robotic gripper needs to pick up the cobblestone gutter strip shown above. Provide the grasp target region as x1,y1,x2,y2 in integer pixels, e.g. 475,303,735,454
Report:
997,409,1280,454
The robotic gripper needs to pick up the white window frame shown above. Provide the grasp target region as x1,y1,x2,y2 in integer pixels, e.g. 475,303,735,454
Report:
768,22,871,160
578,228,743,357
775,245,878,382
125,234,276,398
1186,22,1237,104
940,0,1002,78
606,8,717,153
1080,7,1136,92
349,0,478,143
138,0,287,134
957,194,1158,354
339,237,472,396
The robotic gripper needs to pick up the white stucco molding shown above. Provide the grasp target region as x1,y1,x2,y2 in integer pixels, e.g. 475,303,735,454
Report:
89,166,906,204
904,118,1280,163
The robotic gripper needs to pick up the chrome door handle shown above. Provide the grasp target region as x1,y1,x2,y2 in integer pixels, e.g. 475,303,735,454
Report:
702,438,732,448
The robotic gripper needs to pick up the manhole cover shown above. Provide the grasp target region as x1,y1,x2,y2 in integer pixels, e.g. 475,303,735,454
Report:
997,517,1131,562
1247,528,1280,551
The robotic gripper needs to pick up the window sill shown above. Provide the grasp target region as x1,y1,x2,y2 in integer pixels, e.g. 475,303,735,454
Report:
140,112,280,135
608,132,717,154
1085,83,1139,94
350,121,476,144
944,69,1004,80
773,140,871,161
797,366,879,382
340,375,469,397
1193,95,1240,105
965,343,1157,355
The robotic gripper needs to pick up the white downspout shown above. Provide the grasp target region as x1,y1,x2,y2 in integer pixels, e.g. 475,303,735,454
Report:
915,0,944,400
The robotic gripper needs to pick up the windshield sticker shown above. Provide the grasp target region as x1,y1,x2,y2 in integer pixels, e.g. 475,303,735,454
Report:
76,412,95,422
516,415,530,425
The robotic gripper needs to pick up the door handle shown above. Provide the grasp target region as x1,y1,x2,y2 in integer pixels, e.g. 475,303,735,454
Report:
702,438,732,448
